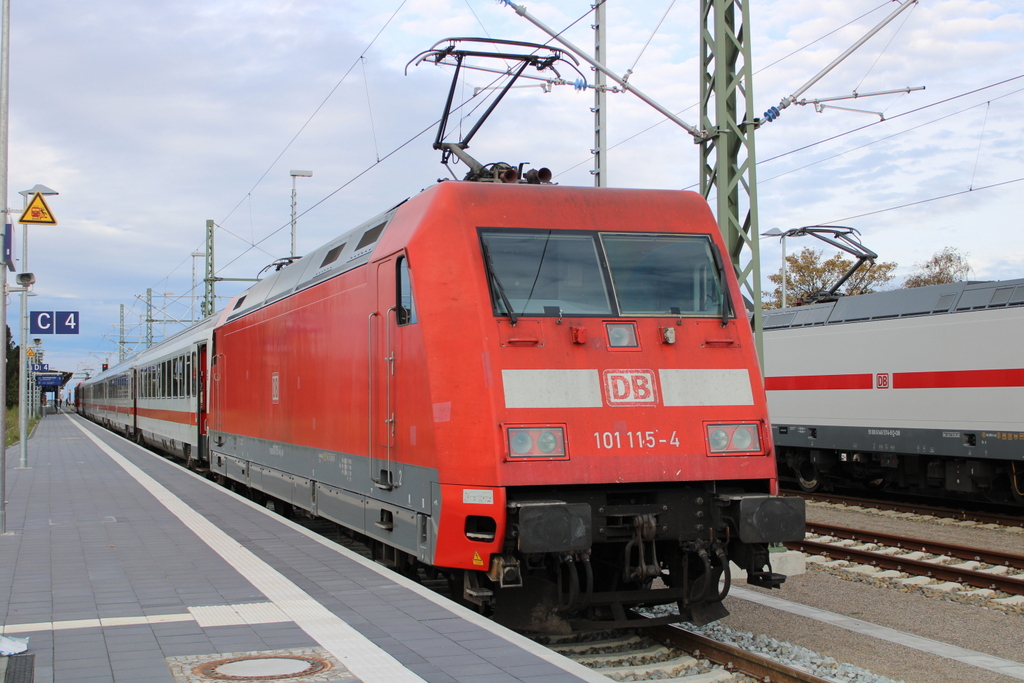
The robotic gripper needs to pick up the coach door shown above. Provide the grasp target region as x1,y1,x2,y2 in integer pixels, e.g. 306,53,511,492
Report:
196,343,208,450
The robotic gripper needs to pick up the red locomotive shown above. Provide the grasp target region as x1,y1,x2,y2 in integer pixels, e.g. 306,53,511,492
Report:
80,180,804,631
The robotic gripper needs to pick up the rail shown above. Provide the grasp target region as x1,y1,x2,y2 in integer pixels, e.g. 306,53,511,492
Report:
649,624,835,683
788,490,1024,528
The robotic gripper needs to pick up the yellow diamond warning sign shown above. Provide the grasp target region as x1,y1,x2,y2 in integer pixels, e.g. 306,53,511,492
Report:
19,192,57,225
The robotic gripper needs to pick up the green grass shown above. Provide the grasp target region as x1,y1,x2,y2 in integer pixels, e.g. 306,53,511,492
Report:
5,406,38,447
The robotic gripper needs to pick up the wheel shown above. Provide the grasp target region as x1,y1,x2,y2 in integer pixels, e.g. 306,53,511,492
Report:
797,462,822,493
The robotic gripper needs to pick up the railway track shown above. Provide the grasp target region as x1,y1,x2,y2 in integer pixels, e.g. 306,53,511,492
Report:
537,624,836,683
789,490,1024,528
790,522,1024,595
297,517,842,681
293,509,896,682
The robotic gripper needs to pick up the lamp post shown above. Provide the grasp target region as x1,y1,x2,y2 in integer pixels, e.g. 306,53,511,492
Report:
760,228,788,309
17,183,57,468
1,0,10,534
289,170,312,259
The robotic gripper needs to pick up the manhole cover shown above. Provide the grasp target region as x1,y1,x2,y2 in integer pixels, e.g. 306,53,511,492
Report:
196,654,328,680
167,648,352,683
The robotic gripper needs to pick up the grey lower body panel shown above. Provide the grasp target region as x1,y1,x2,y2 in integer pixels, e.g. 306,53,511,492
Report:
208,431,439,565
774,423,1023,461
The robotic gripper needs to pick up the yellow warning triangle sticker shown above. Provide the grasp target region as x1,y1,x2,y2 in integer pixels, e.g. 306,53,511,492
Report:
472,551,484,566
19,192,57,225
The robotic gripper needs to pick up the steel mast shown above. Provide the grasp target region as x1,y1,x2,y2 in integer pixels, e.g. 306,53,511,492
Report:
699,0,763,355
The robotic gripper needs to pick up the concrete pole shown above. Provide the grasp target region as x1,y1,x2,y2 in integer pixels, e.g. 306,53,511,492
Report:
17,194,27,467
0,0,9,533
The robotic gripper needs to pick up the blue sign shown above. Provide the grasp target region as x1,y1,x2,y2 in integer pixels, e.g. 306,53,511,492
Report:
32,364,49,372
36,375,62,386
56,311,79,334
3,224,12,272
30,311,53,334
30,311,80,335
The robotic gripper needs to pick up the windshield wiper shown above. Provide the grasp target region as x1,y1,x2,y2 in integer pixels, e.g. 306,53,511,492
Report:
709,244,734,327
481,242,518,326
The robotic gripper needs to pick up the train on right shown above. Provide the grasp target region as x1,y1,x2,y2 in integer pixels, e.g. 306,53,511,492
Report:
763,277,1024,506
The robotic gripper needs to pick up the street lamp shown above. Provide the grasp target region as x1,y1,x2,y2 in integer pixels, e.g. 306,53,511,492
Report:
760,228,788,309
17,183,57,468
289,170,312,259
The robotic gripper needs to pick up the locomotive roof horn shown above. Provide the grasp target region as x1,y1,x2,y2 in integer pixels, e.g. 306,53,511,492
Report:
407,38,582,182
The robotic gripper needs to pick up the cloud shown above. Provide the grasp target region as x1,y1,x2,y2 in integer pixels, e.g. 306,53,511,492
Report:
6,0,1023,375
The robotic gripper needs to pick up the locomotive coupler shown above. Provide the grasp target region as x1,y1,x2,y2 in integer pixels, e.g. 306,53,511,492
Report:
623,513,661,583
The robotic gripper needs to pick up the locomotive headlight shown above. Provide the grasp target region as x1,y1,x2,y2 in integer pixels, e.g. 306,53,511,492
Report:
605,322,639,348
506,426,567,459
536,431,558,453
706,423,762,455
732,426,754,450
709,428,730,451
510,430,534,455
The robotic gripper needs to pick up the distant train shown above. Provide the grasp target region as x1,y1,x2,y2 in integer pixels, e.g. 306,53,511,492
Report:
78,179,805,632
764,279,1024,505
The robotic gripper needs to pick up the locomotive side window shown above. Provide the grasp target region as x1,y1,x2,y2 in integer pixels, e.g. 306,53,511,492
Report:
397,256,417,326
601,234,725,316
479,230,612,316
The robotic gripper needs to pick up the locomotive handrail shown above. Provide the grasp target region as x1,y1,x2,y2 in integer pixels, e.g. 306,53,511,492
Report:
368,312,390,490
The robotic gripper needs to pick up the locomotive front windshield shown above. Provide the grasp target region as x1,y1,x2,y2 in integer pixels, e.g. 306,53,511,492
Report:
480,229,727,318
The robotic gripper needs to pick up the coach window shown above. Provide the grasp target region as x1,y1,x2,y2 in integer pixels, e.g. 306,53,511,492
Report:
397,256,417,326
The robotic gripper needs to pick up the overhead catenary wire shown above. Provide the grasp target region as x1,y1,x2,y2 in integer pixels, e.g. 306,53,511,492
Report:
216,0,410,231
624,0,677,82
968,101,990,191
557,1,895,178
826,176,1024,224
361,56,382,162
758,86,1024,186
214,4,602,275
143,0,412,305
852,0,917,92
759,73,1024,166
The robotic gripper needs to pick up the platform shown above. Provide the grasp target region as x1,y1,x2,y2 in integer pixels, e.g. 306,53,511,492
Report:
0,412,609,683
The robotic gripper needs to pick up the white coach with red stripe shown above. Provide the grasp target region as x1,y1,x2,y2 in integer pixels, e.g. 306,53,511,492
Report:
763,278,1024,500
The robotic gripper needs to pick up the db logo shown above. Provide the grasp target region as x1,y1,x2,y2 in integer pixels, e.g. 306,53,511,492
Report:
603,369,659,406
876,373,890,389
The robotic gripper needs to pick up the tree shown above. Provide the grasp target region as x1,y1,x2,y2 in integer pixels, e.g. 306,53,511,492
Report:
763,247,898,309
902,247,972,288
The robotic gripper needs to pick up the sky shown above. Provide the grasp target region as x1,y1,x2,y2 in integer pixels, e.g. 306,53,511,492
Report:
5,0,1023,379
